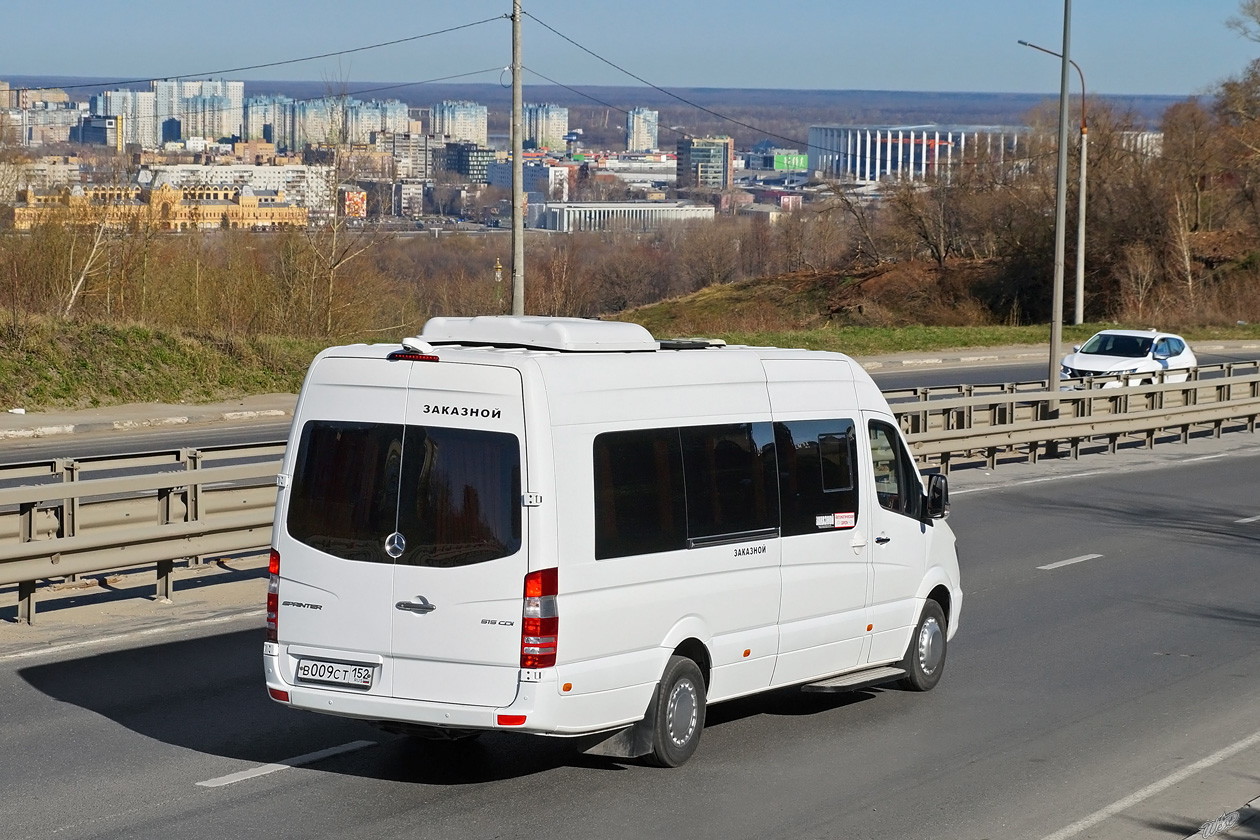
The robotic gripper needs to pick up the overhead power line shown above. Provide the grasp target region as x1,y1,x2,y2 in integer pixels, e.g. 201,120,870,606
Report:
521,10,813,151
520,66,687,141
9,16,505,95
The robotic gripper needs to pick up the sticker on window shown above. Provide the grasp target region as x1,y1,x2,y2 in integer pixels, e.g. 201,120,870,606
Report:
834,512,855,529
816,514,834,529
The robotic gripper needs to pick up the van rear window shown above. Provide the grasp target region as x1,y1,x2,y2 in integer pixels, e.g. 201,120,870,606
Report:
287,421,521,567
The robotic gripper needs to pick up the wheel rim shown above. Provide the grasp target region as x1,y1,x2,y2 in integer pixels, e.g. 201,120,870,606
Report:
666,678,698,747
917,616,944,676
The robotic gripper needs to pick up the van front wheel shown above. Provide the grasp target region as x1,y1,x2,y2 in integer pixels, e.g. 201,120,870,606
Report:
899,600,947,692
646,655,706,767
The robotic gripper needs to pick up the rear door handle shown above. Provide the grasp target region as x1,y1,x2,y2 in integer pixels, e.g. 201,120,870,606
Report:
874,536,891,545
395,597,436,614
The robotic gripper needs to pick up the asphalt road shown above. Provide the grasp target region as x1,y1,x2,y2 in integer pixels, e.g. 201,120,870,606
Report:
3,444,1259,840
1,350,1257,466
872,348,1260,393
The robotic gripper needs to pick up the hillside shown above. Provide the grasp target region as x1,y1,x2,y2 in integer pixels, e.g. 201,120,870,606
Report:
0,320,322,412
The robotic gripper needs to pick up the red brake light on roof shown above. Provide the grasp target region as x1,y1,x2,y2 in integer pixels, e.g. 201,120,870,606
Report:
521,568,558,668
386,350,439,362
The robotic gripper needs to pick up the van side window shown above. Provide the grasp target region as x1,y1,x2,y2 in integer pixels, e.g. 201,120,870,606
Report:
775,420,860,537
680,422,778,543
594,428,686,560
868,421,922,519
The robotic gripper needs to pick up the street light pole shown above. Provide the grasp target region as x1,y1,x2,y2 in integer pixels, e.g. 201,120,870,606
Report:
1019,38,1087,326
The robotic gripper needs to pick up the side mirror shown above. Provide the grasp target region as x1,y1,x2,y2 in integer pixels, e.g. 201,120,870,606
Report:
924,473,949,520
1072,344,1081,353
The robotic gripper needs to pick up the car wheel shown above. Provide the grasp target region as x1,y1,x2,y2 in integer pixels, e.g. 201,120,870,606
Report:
898,600,947,692
646,655,706,767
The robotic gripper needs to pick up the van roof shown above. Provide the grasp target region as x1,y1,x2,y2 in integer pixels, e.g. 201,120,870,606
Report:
422,316,659,352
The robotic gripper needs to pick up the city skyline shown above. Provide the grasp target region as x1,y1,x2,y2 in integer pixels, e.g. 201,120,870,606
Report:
2,1,1257,98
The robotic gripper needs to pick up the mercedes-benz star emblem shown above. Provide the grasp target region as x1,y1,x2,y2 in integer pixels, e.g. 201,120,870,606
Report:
384,531,406,558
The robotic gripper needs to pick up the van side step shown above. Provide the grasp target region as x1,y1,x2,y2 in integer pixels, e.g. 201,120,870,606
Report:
801,665,906,694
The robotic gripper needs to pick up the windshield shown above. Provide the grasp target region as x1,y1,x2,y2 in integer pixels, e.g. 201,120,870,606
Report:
1080,333,1153,359
287,420,521,567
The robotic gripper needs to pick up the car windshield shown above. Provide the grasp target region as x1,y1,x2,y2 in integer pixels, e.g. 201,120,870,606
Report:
1080,333,1153,358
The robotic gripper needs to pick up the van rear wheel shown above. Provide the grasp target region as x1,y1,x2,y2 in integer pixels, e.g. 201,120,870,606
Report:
898,600,947,692
646,655,706,767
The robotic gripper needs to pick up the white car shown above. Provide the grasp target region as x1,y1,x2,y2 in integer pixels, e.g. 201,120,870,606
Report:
1060,329,1197,387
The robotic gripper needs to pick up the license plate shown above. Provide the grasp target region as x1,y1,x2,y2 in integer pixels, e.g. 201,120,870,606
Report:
295,659,374,688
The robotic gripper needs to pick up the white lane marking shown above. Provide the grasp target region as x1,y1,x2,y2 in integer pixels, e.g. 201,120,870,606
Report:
1038,554,1103,571
1184,453,1230,462
197,740,377,788
0,609,264,665
950,447,1260,497
1235,515,1260,524
952,471,1112,495
1039,727,1260,840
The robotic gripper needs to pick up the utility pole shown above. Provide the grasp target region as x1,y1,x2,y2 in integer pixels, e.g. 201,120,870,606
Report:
510,0,526,316
1048,0,1073,416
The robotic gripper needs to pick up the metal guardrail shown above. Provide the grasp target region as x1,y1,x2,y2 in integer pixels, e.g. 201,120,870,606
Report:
3,361,1259,624
891,361,1260,472
0,442,282,623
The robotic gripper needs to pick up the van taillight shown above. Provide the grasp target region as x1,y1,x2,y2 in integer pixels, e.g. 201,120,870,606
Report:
266,549,280,643
521,568,558,668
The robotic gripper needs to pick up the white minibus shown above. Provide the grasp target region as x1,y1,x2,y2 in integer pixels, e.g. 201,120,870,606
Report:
263,316,961,766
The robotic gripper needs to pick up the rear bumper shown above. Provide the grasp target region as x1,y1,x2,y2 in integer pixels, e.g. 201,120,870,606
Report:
263,649,649,736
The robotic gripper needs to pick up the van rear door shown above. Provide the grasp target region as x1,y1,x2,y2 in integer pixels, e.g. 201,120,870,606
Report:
282,356,408,682
387,362,528,708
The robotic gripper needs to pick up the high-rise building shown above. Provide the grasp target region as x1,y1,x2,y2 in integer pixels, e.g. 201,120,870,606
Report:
676,136,735,189
93,90,158,148
626,108,658,152
432,101,487,147
373,132,449,179
522,103,568,149
444,141,495,183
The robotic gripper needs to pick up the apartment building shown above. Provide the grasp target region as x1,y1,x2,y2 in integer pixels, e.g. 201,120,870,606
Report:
523,103,568,149
626,107,659,153
432,100,488,147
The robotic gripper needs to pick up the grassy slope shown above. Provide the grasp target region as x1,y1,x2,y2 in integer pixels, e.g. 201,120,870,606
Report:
7,269,1260,411
616,270,1260,354
0,319,325,411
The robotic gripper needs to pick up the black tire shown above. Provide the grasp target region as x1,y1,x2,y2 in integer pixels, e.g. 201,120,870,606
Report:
898,600,947,692
646,655,706,767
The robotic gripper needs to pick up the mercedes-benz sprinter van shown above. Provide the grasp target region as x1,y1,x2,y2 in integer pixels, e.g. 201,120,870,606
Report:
263,316,961,767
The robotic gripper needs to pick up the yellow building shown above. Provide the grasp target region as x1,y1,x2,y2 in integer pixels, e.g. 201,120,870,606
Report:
8,183,308,231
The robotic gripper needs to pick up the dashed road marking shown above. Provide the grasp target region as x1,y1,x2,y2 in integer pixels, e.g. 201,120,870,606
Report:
1038,553,1103,571
1235,515,1260,524
196,740,377,788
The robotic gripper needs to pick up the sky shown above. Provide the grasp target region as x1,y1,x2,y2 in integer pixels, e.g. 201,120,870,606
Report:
2,0,1256,98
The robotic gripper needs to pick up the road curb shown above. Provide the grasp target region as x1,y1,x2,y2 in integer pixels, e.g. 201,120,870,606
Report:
0,407,293,441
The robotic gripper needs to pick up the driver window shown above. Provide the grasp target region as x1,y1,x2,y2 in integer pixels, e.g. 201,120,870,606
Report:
1154,338,1169,357
868,421,921,518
